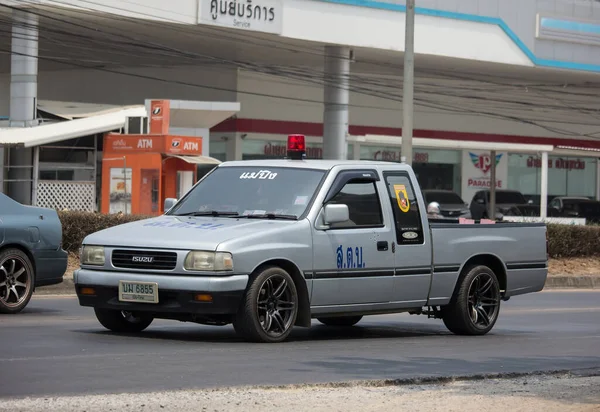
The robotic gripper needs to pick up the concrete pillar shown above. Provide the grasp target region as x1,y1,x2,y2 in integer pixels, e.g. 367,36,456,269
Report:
540,151,548,219
7,9,39,205
10,9,39,128
323,46,350,160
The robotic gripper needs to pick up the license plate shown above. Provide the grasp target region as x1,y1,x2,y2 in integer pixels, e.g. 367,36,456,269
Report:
118,280,159,304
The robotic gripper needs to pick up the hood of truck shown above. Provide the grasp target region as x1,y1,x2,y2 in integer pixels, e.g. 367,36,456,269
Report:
83,215,296,250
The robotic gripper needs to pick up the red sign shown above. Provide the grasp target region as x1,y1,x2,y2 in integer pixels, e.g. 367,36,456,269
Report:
373,150,429,163
467,178,503,189
527,156,586,170
263,144,429,162
264,143,322,158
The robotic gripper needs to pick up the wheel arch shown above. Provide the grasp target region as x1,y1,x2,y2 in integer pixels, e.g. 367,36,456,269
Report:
250,259,312,328
454,253,507,296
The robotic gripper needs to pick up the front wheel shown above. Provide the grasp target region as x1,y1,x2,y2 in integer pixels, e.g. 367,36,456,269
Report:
233,266,298,343
442,265,501,336
94,308,154,333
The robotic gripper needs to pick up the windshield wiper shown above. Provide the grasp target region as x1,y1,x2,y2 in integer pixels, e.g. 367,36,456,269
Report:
175,210,240,217
239,213,298,220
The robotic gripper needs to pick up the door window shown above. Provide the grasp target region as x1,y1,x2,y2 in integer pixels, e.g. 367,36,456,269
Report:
327,180,384,229
383,173,424,244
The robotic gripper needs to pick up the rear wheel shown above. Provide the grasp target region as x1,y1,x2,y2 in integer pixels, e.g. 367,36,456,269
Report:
94,308,154,333
442,265,501,335
0,248,34,314
317,316,363,327
233,266,298,343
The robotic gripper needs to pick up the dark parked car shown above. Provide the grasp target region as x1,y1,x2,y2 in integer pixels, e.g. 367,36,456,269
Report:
548,196,600,223
422,189,471,218
469,189,541,220
0,193,68,313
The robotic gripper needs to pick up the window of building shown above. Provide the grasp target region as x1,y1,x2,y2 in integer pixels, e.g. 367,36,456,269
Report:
360,145,462,194
327,180,384,228
508,154,597,202
383,172,424,245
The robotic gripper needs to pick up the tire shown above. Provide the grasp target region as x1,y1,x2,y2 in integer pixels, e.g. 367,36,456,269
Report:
0,248,35,314
233,266,299,343
442,265,501,336
94,308,154,333
317,316,363,327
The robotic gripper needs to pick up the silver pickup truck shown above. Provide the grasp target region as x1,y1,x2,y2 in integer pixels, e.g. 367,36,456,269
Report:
74,136,548,343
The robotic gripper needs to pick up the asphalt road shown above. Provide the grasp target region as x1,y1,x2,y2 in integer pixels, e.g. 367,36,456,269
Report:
1,290,599,399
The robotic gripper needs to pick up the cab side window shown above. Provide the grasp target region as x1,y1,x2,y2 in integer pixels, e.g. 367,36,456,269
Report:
383,173,424,244
327,180,384,229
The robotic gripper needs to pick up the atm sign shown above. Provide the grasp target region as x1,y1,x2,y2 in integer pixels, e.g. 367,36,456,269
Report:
165,136,203,155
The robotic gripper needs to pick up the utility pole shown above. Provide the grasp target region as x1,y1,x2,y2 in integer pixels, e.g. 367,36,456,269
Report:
401,0,415,165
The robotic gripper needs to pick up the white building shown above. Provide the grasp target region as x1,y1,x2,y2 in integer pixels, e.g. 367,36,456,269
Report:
1,0,599,211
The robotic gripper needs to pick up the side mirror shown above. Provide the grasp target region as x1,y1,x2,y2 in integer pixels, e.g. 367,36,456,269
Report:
164,198,177,212
323,204,349,225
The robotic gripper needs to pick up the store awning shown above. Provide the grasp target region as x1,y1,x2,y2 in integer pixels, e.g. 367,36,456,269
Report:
352,135,554,154
36,100,135,120
166,154,222,165
0,106,146,148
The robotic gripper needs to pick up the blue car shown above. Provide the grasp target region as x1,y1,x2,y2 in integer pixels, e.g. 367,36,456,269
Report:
0,193,68,313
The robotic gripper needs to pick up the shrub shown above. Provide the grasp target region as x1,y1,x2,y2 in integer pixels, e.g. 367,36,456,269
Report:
58,211,153,253
546,223,600,259
57,211,600,259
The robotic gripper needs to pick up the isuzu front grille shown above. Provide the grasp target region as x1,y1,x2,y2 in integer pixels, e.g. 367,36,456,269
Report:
111,249,177,271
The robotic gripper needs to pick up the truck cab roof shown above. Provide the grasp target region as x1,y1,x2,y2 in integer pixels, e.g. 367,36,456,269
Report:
219,159,412,171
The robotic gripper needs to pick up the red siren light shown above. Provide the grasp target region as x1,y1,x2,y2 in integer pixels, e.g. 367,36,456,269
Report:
286,134,306,160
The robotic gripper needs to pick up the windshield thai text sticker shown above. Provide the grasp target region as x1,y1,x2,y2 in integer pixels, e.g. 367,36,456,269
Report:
143,221,224,230
336,245,365,269
294,196,308,205
239,170,278,180
393,184,410,213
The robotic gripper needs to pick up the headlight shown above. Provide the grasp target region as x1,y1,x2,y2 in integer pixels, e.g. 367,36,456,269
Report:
81,245,105,266
184,251,233,271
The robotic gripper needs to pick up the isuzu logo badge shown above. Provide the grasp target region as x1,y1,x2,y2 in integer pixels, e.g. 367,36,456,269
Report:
132,256,154,263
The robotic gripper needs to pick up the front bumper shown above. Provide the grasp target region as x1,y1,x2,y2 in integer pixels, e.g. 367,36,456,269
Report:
74,269,248,315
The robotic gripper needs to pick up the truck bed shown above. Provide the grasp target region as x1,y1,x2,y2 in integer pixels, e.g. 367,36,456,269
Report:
426,221,548,306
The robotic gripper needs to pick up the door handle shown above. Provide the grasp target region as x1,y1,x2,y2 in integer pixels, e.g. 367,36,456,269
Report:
377,241,388,251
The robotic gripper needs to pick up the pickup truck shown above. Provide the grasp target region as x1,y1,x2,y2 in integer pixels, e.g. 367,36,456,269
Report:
74,135,548,343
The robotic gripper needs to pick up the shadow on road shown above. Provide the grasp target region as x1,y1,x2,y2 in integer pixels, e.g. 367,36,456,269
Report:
73,320,534,345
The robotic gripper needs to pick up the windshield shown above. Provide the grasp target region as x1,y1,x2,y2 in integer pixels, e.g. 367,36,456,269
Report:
167,166,327,219
423,191,464,205
564,200,600,215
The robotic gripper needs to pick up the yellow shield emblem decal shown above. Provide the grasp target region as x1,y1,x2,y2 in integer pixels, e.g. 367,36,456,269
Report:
393,184,410,213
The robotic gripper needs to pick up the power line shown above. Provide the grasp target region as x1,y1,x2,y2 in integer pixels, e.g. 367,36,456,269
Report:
2,1,600,138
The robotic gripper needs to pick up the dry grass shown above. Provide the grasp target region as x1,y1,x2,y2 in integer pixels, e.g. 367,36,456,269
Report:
548,257,600,276
63,255,600,279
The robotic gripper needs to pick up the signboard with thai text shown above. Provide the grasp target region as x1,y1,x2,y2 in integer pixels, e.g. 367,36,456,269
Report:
199,0,283,35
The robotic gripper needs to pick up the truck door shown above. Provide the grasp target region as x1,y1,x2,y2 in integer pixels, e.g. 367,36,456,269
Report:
311,170,396,307
381,171,432,307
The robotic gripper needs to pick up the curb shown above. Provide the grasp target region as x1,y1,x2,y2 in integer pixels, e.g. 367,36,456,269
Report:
34,275,599,297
